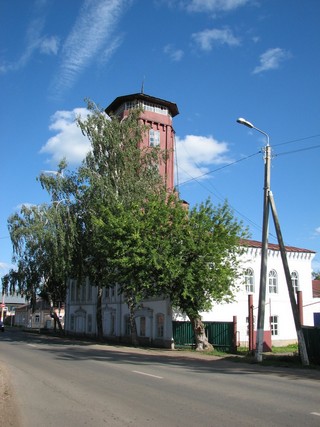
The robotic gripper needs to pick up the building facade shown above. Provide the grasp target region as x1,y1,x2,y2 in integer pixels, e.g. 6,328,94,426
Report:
105,92,179,192
65,239,317,347
64,92,319,348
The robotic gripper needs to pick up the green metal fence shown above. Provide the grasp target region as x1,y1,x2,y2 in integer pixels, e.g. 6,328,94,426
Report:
172,320,236,352
302,326,320,365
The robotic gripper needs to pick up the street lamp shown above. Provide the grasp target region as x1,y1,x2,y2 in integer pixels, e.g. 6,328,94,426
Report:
237,117,271,362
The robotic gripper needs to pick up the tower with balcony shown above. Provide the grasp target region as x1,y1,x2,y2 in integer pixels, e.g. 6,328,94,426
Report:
105,92,179,192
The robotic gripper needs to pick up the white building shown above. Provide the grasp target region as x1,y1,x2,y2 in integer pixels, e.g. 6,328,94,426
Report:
198,239,318,347
65,239,319,348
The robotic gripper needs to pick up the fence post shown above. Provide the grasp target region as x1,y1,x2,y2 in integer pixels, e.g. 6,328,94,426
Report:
232,316,238,353
297,290,304,326
248,294,254,354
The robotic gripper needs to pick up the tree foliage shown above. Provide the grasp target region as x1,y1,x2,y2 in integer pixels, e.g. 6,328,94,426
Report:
312,271,320,280
3,98,249,349
3,199,79,330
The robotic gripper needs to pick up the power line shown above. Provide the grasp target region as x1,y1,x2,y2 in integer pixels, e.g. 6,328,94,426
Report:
275,144,320,157
177,150,261,187
273,133,320,148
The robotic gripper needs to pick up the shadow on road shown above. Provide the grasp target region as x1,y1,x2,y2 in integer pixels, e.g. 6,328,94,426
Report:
2,327,320,382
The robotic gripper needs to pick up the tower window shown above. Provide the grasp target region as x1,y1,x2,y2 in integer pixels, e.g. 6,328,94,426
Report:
149,129,160,147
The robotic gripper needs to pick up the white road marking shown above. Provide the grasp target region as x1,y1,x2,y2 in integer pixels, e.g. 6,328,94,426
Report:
27,344,38,348
132,370,163,379
311,412,320,417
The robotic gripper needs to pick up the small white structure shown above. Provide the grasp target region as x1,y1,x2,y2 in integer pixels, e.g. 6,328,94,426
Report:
65,239,318,348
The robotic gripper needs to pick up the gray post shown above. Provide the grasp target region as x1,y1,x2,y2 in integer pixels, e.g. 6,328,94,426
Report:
268,191,309,366
255,144,271,362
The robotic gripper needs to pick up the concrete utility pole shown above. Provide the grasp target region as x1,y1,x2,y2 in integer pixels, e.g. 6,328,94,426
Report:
237,118,310,365
237,118,270,362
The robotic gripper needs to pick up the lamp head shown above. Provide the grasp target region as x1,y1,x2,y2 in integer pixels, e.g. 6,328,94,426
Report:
237,117,254,129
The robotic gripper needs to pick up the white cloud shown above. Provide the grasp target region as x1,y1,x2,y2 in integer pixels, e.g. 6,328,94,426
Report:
39,36,60,55
315,227,320,235
0,0,60,75
192,28,240,51
253,48,291,74
40,108,91,166
186,0,250,13
175,134,231,184
164,44,184,61
51,0,131,96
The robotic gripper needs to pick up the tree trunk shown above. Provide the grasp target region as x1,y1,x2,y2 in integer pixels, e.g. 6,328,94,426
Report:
188,314,213,351
128,297,139,346
96,285,103,340
52,310,63,332
48,295,63,332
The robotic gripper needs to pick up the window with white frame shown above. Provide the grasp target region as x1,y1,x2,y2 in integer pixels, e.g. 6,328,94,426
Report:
291,271,299,293
270,315,279,336
156,313,164,338
244,268,254,293
140,316,146,337
149,129,160,147
269,270,278,293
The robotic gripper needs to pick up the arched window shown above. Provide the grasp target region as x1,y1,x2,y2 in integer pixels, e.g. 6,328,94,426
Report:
291,271,299,293
269,270,278,293
244,268,254,293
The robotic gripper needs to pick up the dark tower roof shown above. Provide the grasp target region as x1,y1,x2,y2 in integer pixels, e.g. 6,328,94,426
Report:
105,93,179,117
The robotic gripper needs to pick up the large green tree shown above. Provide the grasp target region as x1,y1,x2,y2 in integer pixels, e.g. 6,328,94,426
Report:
166,199,248,350
3,199,79,331
91,190,248,350
73,101,168,340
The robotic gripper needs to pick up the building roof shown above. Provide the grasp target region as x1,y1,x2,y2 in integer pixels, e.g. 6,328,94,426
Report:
313,280,320,298
105,92,179,118
240,238,316,254
1,294,26,304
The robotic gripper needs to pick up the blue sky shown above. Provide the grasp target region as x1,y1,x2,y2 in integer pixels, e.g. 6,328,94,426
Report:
1,0,320,284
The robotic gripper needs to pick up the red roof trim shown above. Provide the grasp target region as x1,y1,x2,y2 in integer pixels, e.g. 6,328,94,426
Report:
240,238,315,254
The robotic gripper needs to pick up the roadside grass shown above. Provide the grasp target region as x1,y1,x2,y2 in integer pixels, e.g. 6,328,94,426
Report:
204,343,320,369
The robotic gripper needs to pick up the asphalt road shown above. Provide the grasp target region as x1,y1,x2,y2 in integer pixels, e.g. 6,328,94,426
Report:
0,328,320,427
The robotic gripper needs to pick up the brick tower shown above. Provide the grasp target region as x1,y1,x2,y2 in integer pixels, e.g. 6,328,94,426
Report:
105,92,179,192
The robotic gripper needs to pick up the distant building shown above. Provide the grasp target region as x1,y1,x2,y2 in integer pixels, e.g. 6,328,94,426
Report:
1,294,26,324
312,280,320,326
14,299,65,330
